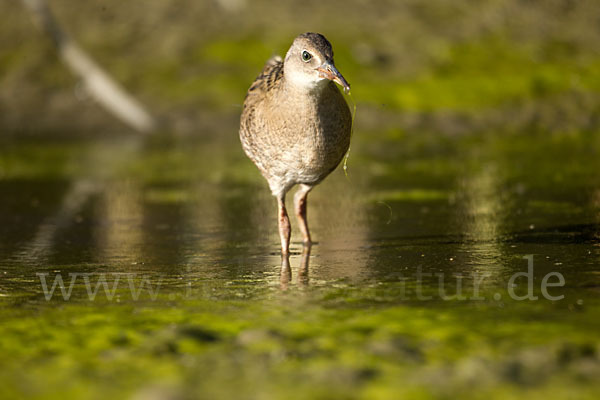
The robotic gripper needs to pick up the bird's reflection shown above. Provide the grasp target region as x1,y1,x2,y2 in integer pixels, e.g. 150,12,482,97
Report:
280,244,311,290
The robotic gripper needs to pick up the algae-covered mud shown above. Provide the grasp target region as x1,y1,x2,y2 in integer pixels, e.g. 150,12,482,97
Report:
1,129,599,399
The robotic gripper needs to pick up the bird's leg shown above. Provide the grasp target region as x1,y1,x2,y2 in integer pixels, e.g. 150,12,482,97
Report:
277,195,291,255
294,184,313,246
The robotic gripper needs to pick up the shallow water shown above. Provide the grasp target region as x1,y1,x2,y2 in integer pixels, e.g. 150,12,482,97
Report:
2,133,599,294
1,131,599,398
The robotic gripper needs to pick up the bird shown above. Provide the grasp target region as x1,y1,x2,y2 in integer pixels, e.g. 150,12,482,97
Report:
240,32,352,255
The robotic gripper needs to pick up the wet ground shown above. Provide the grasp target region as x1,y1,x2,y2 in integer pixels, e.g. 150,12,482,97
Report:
1,129,599,399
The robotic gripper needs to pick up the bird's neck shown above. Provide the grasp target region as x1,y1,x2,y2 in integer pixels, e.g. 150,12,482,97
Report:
282,76,330,100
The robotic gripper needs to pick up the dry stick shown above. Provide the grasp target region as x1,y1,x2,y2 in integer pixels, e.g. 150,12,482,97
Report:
21,0,156,133
16,1,153,263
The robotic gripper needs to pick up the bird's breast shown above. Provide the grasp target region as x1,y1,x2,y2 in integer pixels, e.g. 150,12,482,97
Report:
243,82,352,184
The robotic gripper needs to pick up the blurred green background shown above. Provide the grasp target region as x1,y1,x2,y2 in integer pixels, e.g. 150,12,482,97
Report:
2,0,599,136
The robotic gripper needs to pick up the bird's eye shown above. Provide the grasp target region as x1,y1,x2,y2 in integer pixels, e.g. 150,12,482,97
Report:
301,51,312,62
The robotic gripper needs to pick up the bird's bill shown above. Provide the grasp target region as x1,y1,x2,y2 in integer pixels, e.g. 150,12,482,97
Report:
317,61,350,93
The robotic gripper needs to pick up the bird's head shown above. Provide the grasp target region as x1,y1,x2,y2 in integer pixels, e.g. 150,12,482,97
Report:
283,32,350,94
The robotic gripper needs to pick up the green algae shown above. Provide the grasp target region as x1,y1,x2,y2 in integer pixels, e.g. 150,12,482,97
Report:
1,287,598,400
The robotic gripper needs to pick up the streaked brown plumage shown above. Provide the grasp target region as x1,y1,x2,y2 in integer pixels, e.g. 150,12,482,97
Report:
240,32,352,254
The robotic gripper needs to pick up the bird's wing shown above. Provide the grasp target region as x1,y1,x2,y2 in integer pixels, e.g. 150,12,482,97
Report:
239,56,285,175
245,55,284,97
